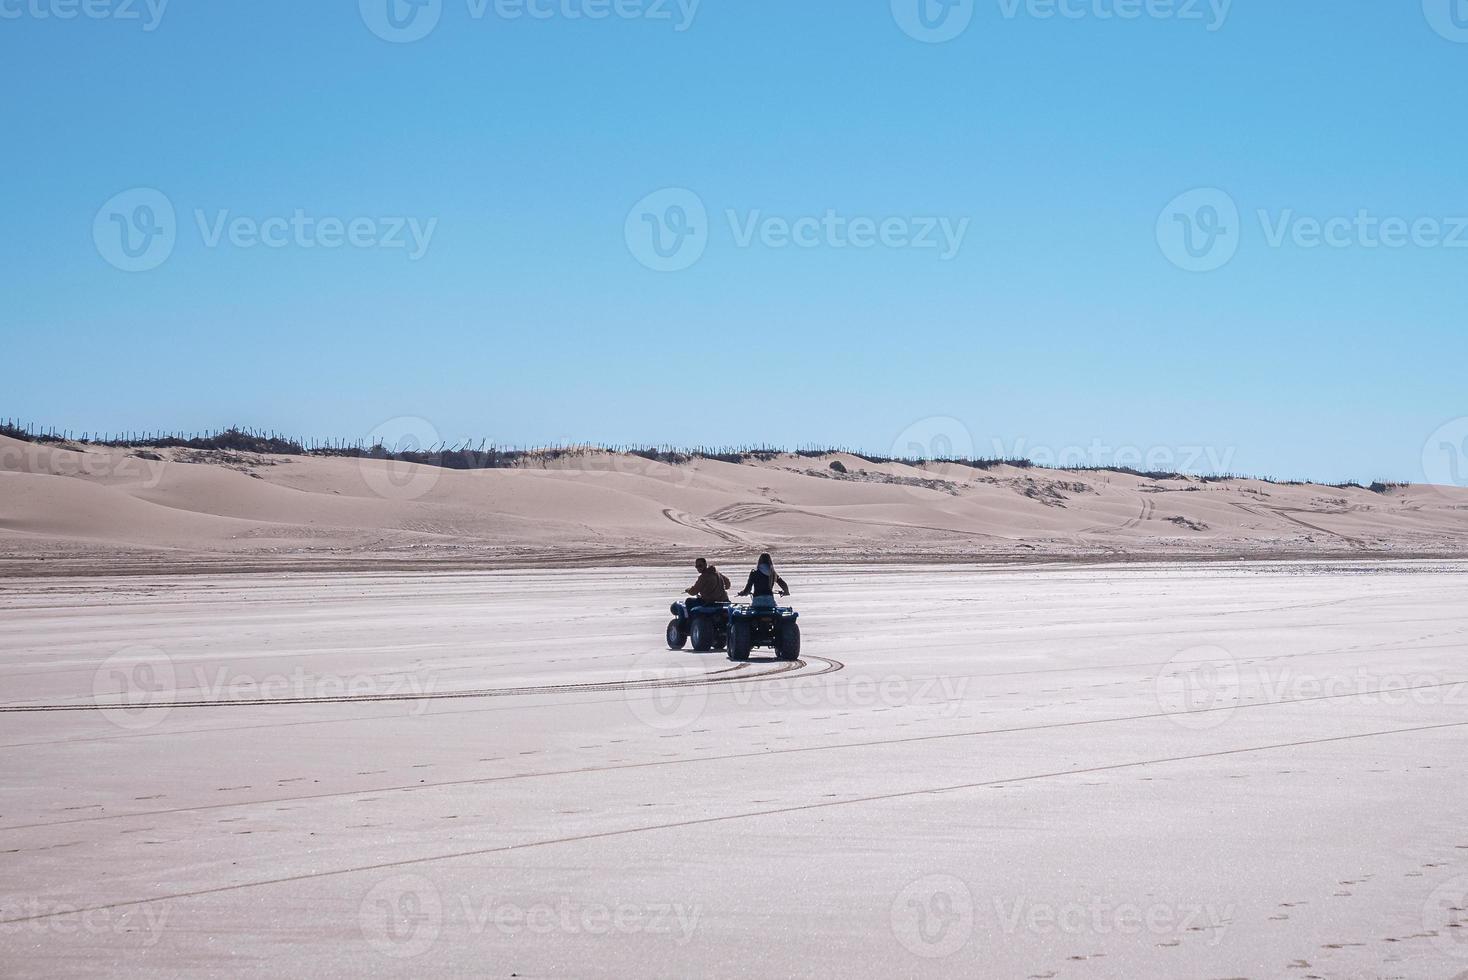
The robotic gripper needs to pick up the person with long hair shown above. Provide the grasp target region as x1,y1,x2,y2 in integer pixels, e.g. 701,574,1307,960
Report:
737,552,790,609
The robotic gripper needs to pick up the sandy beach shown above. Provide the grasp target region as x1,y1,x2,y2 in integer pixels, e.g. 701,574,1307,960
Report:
4,562,1468,977
11,0,1467,975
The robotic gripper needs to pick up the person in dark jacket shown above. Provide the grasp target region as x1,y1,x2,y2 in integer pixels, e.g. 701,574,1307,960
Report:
737,552,789,608
685,557,731,609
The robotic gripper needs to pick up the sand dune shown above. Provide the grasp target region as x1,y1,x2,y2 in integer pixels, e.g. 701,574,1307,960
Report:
2,434,1467,571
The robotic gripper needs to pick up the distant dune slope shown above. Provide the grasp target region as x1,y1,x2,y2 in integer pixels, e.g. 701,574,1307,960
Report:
2,435,1467,571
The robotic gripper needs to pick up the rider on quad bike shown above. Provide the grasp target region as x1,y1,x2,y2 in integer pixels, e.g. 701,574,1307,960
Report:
685,557,731,609
736,552,789,608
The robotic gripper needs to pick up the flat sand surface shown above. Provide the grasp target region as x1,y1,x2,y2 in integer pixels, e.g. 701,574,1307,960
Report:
3,562,1468,978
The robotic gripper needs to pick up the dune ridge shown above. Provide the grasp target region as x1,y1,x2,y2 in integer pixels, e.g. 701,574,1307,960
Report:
2,434,1467,574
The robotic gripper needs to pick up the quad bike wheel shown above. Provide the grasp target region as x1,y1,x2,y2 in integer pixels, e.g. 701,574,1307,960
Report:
690,617,716,652
666,619,688,650
776,620,801,661
728,621,752,661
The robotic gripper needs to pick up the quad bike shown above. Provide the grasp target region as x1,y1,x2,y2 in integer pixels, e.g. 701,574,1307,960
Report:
666,601,730,652
726,602,801,662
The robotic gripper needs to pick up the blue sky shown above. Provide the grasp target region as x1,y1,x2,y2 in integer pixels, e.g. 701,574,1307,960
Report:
3,1,1467,483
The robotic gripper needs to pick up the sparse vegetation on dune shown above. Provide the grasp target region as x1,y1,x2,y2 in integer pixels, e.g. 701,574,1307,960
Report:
0,419,1413,488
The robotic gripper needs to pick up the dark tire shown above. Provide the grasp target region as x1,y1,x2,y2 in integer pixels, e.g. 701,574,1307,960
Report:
690,616,715,652
728,622,752,661
666,619,687,650
776,621,801,661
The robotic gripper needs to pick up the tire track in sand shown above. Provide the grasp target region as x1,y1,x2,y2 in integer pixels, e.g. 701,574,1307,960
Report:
0,656,845,713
